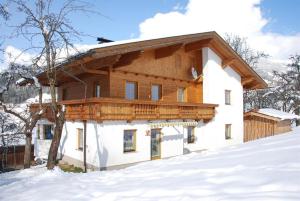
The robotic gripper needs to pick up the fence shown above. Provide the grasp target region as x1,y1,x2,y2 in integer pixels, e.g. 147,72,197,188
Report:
0,145,34,172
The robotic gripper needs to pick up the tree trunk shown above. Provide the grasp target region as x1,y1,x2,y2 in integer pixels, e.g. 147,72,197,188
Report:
47,109,65,169
24,133,32,169
295,107,300,126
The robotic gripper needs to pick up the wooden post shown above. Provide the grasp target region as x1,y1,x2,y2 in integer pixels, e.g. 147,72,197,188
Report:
83,120,87,173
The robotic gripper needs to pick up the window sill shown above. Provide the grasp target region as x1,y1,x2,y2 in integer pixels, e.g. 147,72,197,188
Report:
123,150,136,154
77,148,83,151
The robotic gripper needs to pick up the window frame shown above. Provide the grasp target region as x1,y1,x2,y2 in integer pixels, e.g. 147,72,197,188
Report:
225,90,231,105
177,87,186,102
187,126,195,144
151,84,162,101
123,129,137,153
43,124,53,140
93,82,101,98
77,128,84,151
62,88,67,101
225,124,232,140
125,81,138,100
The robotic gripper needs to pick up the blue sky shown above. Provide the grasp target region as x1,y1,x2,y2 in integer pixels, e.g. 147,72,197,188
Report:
1,0,300,67
260,0,300,35
60,0,300,43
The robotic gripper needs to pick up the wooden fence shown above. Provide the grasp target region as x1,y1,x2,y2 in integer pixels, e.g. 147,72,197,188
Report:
0,145,34,172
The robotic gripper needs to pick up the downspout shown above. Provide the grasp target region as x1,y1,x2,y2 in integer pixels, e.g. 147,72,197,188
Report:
60,66,89,172
83,120,87,173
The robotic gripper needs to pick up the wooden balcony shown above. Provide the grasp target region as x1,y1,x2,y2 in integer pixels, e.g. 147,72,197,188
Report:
31,98,217,122
58,98,217,122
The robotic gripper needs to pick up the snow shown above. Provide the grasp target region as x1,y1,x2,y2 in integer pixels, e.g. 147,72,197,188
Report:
258,108,300,120
1,127,300,201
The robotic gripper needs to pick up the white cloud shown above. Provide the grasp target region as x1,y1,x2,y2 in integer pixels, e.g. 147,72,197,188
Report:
0,44,97,71
138,0,300,61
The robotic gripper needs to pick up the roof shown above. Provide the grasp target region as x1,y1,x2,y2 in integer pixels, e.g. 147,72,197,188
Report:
258,108,300,120
244,108,300,121
35,31,267,89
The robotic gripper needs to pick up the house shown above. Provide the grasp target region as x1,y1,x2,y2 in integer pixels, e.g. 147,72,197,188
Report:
32,31,267,170
244,108,300,142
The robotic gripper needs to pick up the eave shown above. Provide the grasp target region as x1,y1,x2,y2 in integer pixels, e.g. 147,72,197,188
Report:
33,31,267,89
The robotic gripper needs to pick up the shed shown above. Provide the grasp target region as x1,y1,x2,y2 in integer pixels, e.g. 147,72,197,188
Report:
244,108,300,142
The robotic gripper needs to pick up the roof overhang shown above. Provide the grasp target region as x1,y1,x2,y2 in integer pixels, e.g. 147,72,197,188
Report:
34,31,267,89
244,111,281,122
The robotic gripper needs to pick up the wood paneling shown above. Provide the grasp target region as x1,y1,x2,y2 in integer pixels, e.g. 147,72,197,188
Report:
57,48,203,103
58,74,109,101
244,115,292,142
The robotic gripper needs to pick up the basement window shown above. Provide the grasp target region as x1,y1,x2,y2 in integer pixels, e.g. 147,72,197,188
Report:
187,126,195,144
124,130,136,152
77,128,84,151
44,125,53,140
225,124,232,140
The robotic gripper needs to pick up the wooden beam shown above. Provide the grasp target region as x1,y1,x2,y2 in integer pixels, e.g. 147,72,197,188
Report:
222,58,236,68
114,51,142,68
155,43,182,59
194,74,203,83
81,66,108,75
184,38,213,52
241,77,254,86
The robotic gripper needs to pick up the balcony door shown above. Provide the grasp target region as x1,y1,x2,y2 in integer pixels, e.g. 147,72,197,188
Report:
151,129,161,160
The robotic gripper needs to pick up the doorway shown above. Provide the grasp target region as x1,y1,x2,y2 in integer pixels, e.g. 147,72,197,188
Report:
151,129,161,160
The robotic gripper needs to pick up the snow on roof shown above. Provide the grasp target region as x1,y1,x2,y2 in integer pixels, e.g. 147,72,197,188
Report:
258,108,300,120
86,32,207,51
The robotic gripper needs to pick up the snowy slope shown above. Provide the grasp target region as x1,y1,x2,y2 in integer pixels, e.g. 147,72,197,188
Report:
1,127,300,201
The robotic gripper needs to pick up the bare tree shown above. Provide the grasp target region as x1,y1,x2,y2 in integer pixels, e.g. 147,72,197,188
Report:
224,34,271,111
7,0,96,169
224,34,268,69
0,63,44,168
0,2,9,20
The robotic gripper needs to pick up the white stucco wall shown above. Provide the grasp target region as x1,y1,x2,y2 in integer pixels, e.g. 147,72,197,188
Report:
201,47,244,148
33,119,54,159
59,120,187,169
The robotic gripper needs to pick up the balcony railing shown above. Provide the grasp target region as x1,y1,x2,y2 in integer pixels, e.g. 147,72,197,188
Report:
59,98,217,121
30,98,217,122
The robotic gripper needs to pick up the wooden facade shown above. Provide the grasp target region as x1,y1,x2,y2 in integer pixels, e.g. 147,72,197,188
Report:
57,48,203,103
244,112,292,142
28,32,269,122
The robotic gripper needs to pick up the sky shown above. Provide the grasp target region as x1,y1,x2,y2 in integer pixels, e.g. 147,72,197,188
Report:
1,0,300,70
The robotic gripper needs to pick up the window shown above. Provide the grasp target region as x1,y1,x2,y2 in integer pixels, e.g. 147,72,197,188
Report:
225,124,231,140
177,87,186,102
151,84,162,101
94,83,101,98
125,81,138,100
77,128,84,150
225,90,231,105
187,126,195,144
43,125,53,140
123,130,136,152
62,88,68,101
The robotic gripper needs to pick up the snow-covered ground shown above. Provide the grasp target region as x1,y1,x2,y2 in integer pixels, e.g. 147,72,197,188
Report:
1,127,300,201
